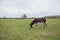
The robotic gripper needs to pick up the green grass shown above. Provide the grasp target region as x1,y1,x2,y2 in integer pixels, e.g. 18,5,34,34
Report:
0,19,60,40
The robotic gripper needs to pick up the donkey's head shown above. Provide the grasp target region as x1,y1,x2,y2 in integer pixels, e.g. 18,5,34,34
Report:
29,24,32,28
29,19,35,28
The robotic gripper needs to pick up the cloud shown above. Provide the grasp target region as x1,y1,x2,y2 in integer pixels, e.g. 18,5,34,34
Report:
0,0,60,17
0,6,31,14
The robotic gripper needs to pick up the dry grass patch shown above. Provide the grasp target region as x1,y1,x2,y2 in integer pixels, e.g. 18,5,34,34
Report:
40,31,57,38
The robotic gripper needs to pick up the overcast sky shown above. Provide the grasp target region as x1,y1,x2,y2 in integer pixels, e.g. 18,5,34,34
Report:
0,0,60,18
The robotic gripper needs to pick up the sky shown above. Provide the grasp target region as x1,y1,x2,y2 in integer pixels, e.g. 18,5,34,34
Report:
0,0,60,18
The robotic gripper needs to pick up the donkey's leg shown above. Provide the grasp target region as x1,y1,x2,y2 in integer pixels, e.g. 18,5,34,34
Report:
43,23,45,28
36,23,38,26
36,23,40,28
43,23,47,28
45,23,47,28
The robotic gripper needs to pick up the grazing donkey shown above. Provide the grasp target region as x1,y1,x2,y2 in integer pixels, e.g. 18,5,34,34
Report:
29,18,47,28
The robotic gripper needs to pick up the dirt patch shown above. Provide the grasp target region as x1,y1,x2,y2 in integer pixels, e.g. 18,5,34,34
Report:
0,33,8,37
40,32,56,38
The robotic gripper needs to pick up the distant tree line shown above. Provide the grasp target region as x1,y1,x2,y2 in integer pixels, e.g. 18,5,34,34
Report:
0,14,27,19
0,15,60,19
45,15,60,19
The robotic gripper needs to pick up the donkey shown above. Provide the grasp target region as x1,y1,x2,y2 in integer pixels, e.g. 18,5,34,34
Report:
29,18,47,28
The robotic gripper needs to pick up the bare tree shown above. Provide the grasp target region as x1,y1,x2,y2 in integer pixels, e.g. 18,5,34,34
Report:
21,14,27,19
3,16,6,19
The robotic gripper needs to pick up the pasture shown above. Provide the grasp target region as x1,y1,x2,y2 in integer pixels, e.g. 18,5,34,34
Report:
0,19,60,40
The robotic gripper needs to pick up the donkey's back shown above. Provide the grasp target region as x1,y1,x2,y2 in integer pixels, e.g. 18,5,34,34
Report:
34,18,46,23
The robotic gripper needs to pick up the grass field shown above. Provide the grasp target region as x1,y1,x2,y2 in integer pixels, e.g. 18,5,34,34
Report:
0,19,60,40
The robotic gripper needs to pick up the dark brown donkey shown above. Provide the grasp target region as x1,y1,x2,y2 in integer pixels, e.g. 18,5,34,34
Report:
29,18,47,28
